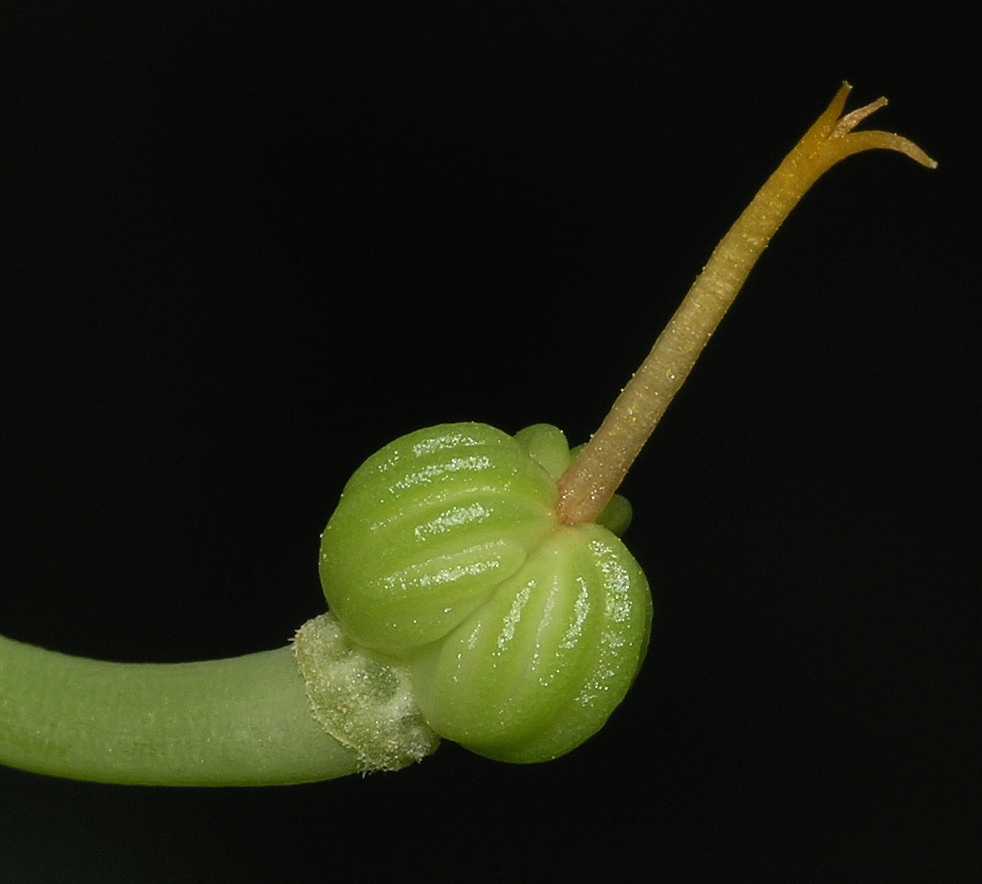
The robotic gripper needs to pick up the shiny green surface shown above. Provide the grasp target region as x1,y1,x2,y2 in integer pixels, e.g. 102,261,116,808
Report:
412,524,651,762
320,421,652,762
320,423,558,657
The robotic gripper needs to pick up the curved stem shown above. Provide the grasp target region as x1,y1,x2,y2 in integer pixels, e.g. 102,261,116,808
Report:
0,635,360,786
557,82,936,526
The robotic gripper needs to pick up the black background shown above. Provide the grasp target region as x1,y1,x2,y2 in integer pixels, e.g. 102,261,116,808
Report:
2,2,978,881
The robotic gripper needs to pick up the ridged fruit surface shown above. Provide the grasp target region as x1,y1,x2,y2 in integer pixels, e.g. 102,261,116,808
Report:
320,421,652,761
320,423,558,657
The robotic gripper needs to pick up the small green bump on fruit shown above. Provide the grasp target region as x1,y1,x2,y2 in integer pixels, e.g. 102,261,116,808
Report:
514,423,572,480
595,493,632,536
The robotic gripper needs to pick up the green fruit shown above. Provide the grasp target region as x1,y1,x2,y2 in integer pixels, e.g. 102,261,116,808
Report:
319,421,652,762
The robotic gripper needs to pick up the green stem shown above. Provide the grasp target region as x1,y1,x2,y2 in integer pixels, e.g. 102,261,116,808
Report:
0,635,359,786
